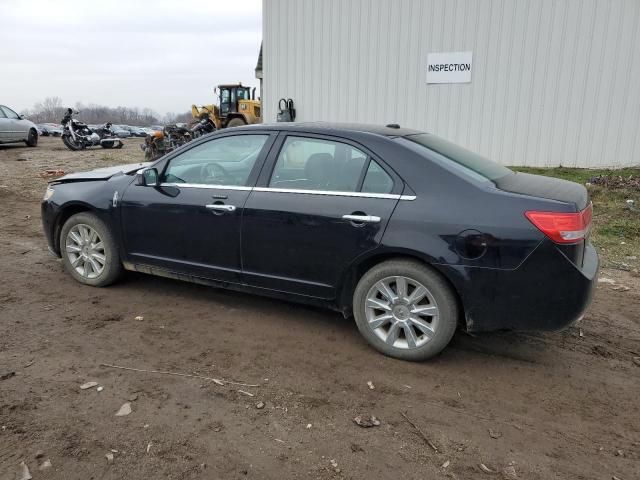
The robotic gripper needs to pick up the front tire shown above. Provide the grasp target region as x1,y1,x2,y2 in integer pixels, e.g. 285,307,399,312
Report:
226,118,246,128
62,134,83,151
353,260,459,361
60,212,123,287
26,128,38,147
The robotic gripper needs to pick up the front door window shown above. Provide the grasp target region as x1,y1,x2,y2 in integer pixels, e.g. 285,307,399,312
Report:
163,134,269,186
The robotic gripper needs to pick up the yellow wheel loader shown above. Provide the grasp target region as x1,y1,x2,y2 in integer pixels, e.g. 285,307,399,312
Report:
191,83,261,130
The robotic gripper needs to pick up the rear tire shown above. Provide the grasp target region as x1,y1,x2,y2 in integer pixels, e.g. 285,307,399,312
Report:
60,212,123,287
25,128,38,147
226,118,246,128
353,259,459,361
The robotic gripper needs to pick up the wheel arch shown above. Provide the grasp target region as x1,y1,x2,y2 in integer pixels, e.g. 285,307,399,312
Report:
337,249,466,328
26,127,38,144
52,202,96,255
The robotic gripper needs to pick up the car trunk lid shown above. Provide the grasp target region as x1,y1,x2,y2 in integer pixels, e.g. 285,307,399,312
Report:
494,171,589,211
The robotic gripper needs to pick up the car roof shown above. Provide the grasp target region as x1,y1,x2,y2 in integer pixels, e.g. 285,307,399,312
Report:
241,122,424,138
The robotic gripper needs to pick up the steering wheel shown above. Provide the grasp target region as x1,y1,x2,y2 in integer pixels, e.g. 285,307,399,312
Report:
200,162,230,184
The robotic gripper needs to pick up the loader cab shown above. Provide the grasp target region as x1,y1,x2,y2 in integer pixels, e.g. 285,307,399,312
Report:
218,84,253,116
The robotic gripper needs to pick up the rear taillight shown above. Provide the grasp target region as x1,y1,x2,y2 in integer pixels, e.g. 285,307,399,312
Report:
525,204,592,244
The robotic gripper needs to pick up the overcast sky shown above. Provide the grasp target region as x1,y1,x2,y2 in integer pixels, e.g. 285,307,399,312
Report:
0,0,262,116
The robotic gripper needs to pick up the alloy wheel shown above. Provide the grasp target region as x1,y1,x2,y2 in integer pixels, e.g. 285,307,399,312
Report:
364,276,439,349
65,224,106,279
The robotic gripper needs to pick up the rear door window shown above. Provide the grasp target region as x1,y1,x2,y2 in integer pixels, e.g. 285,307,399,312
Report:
269,136,368,192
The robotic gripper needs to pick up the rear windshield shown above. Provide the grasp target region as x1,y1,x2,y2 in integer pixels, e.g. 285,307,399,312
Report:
402,133,512,181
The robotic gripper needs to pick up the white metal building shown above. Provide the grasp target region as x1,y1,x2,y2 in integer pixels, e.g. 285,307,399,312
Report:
262,0,640,168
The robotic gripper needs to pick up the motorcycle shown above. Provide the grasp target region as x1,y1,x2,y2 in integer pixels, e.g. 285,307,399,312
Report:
164,123,192,149
190,110,216,138
141,124,192,161
141,130,167,162
60,108,123,151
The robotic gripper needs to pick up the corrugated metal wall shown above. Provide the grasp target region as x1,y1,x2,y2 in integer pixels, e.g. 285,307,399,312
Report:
263,0,640,167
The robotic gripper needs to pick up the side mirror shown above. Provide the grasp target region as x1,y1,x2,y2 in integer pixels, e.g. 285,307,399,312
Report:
136,167,159,186
19,114,25,119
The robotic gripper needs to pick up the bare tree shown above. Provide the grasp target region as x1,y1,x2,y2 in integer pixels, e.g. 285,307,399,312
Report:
23,98,163,126
32,96,65,123
163,111,193,125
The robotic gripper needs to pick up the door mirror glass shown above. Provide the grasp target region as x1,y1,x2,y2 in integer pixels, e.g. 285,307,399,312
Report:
137,168,158,186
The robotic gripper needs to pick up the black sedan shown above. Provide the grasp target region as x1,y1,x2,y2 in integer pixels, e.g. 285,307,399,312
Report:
41,123,598,360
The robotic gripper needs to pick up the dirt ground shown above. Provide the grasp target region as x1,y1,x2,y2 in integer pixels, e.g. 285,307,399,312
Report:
1,137,639,480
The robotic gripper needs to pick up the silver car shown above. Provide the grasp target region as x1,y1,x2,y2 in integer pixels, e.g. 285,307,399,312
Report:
0,105,38,147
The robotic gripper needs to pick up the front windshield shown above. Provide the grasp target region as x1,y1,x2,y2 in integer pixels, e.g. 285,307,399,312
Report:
401,133,512,181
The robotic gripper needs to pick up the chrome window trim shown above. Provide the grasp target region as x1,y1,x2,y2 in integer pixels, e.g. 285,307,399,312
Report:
157,183,416,200
254,186,415,200
160,183,253,191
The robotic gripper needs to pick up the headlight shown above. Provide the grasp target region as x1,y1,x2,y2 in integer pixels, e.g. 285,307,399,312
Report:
43,186,55,201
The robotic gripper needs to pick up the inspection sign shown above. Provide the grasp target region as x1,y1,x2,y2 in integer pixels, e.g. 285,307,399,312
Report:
427,51,473,83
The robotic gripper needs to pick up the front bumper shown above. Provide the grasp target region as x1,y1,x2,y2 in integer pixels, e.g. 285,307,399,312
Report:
445,240,599,333
41,200,61,257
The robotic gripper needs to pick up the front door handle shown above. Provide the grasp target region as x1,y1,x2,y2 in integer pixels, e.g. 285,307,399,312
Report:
205,204,236,212
342,214,381,223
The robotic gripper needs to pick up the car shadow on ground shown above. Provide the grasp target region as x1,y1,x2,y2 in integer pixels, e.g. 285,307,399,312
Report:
113,271,553,365
0,144,31,150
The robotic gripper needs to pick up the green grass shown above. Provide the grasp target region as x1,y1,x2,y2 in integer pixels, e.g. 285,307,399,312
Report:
512,166,640,185
511,166,640,270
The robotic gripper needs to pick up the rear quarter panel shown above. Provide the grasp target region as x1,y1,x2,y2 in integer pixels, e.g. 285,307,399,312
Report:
368,138,589,331
372,138,559,271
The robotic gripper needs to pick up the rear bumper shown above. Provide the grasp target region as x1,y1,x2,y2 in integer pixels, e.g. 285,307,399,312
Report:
444,240,599,333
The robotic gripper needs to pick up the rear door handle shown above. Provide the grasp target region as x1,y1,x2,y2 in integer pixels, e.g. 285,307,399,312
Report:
342,214,381,223
205,204,236,212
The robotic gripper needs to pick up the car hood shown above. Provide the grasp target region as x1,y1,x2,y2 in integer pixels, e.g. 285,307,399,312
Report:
55,162,150,182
